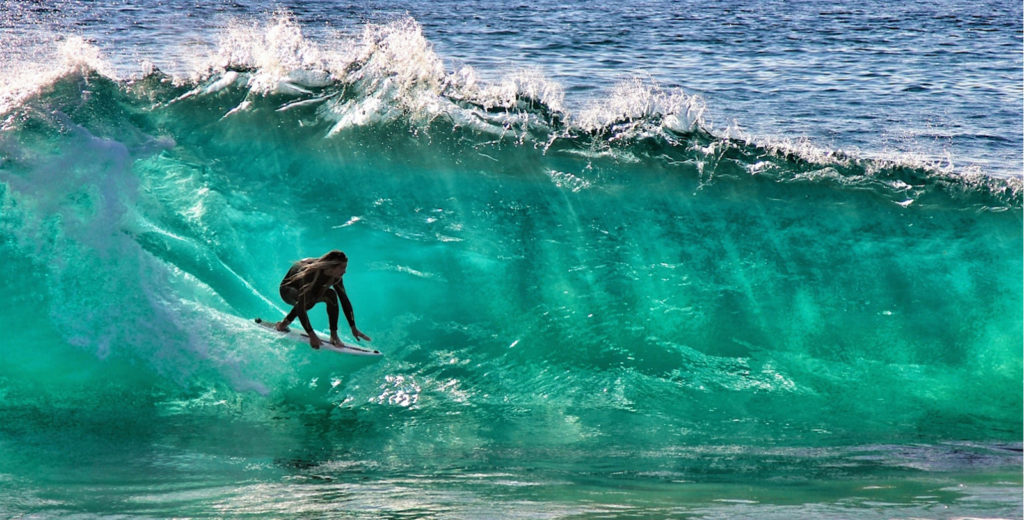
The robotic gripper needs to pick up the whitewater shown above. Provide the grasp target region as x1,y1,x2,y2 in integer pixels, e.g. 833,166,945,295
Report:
1,2,1021,518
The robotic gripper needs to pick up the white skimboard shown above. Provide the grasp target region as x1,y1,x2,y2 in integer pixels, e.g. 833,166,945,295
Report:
254,318,381,356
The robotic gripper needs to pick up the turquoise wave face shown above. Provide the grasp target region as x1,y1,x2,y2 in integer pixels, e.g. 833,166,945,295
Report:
3,66,1020,432
0,66,1021,516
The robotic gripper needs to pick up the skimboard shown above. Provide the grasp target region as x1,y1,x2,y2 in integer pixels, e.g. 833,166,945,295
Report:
254,318,381,356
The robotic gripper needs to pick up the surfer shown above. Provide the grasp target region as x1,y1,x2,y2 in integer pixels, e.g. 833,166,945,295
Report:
274,250,372,349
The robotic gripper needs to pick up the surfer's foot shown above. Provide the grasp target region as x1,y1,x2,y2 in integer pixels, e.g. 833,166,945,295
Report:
275,322,290,333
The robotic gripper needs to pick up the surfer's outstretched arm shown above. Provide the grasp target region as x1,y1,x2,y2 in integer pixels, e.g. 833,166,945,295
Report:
334,280,371,342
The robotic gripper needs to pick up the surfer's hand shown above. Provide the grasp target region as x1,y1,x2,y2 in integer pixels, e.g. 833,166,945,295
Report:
352,327,372,342
309,335,322,350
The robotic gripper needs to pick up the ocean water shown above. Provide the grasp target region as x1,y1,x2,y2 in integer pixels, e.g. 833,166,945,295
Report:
1,1,1022,518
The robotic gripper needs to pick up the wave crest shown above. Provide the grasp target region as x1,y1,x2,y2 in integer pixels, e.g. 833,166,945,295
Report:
3,12,1020,209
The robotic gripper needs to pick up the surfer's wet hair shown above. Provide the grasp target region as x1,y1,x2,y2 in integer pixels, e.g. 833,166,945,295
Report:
320,250,348,264
283,250,349,302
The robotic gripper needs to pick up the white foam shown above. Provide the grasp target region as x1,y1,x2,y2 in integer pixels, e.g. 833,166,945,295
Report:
547,170,592,192
191,11,333,94
168,13,574,138
0,35,118,116
2,11,702,148
578,77,706,136
4,9,1016,194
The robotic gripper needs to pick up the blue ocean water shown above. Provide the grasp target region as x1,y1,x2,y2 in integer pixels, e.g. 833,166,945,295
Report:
1,1,1022,518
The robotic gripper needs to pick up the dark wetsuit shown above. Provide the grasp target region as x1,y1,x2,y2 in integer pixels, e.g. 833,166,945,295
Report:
279,259,356,338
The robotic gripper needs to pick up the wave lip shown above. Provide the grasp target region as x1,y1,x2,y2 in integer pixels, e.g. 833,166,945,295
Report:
2,24,1021,214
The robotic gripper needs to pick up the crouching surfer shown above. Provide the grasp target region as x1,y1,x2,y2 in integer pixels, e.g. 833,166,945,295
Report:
274,250,372,349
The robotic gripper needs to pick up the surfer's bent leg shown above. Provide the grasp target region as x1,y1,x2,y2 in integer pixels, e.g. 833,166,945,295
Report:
277,286,301,331
321,288,340,333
